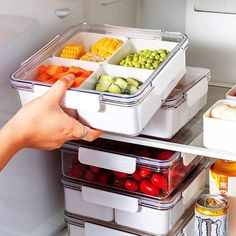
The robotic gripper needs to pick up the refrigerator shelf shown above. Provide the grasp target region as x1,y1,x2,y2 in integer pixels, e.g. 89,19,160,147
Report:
67,85,236,161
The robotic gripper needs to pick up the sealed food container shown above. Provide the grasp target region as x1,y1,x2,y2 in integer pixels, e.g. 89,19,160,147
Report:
142,66,210,139
226,85,236,100
11,23,188,136
203,99,236,152
61,139,203,199
62,158,207,235
64,211,194,236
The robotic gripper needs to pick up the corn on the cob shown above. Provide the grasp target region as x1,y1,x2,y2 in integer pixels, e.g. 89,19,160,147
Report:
60,44,85,59
91,37,123,58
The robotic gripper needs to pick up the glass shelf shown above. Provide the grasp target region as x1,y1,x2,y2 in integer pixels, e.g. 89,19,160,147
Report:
100,85,236,161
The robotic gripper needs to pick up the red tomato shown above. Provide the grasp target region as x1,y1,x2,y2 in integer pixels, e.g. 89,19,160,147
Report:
113,178,124,188
134,149,151,158
89,166,101,174
97,172,110,185
69,164,84,179
124,179,139,192
84,170,96,181
151,173,168,192
112,171,128,179
132,169,143,182
140,180,160,196
156,151,174,160
139,168,152,178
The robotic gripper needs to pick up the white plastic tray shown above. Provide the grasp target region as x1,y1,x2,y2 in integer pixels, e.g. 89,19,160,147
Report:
142,66,209,139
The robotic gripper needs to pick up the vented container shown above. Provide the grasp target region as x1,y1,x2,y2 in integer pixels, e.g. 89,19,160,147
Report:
142,66,210,139
11,23,187,136
62,158,207,235
61,139,203,199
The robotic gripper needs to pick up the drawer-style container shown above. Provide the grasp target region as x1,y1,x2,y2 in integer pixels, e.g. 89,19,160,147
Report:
203,99,236,152
142,66,210,139
62,159,207,235
226,85,236,100
11,23,188,136
61,139,202,199
64,211,194,236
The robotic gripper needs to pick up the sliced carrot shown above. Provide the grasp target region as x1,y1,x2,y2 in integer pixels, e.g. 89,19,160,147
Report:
67,66,87,76
46,65,60,76
81,70,93,78
72,76,88,87
56,66,64,74
38,65,47,75
51,72,70,80
36,72,50,82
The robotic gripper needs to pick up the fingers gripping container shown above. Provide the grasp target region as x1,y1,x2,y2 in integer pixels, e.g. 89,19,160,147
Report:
11,23,188,136
142,66,210,139
62,159,207,235
61,139,203,199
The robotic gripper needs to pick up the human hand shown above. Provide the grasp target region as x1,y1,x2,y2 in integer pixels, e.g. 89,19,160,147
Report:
7,74,102,150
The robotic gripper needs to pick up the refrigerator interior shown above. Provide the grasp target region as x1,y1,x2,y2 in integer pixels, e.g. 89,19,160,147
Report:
1,0,236,235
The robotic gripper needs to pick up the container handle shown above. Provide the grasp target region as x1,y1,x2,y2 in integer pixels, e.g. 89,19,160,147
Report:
185,77,208,107
85,222,138,236
79,146,136,174
181,153,197,166
82,186,139,213
182,168,206,206
33,85,101,112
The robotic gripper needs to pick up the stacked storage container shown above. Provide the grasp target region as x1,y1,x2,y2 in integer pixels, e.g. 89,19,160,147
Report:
10,24,210,235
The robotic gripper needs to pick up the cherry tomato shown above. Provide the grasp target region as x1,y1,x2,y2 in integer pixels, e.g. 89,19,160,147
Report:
84,170,96,181
97,172,110,185
132,169,143,182
134,149,151,158
112,171,128,179
139,168,152,178
89,166,101,174
124,179,139,192
69,163,85,179
140,180,160,196
151,173,168,192
113,178,124,188
156,151,173,160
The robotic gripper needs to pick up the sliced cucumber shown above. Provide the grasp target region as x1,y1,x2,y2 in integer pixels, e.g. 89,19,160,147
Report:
127,77,139,87
108,83,122,94
98,74,114,84
125,85,138,95
114,77,128,92
96,83,110,92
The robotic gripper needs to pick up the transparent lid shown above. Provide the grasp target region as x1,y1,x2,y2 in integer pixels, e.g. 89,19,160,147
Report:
61,158,207,210
11,23,188,105
64,139,181,169
162,66,210,108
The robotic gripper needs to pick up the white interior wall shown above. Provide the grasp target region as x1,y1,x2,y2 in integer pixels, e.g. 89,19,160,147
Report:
83,0,139,27
138,0,187,32
139,0,236,84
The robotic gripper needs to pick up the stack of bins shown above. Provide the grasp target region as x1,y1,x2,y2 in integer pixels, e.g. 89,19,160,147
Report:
60,139,208,235
9,23,210,235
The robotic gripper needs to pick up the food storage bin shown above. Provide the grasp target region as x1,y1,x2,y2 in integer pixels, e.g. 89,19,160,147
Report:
141,66,210,139
203,99,236,152
64,211,194,236
62,158,207,235
11,23,188,136
226,84,236,100
61,139,203,199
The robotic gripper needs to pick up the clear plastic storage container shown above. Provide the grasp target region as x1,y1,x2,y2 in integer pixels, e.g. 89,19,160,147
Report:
11,23,188,136
62,158,207,235
142,66,210,139
61,139,203,199
64,211,194,236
